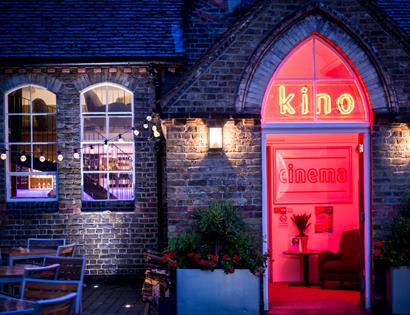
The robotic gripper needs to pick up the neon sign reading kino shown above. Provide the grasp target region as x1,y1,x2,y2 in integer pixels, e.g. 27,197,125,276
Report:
262,35,369,123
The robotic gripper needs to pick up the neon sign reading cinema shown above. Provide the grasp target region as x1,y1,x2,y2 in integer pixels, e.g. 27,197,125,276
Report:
262,34,370,123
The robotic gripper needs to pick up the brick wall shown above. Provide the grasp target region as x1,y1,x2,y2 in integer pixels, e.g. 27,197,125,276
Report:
0,67,159,277
183,0,257,65
163,118,262,237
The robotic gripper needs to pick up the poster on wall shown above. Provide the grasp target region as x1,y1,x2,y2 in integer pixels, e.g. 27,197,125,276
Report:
315,206,333,233
274,147,352,204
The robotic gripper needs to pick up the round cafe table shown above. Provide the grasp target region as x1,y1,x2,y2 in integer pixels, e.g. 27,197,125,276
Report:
283,250,320,287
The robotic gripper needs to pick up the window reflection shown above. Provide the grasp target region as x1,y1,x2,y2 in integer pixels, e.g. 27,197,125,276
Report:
6,86,58,200
81,84,134,201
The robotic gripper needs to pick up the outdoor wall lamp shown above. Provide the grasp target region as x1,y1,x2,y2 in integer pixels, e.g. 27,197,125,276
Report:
209,126,223,150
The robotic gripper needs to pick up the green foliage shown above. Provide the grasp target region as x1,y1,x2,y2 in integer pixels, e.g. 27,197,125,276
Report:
166,201,267,275
375,216,410,266
193,201,243,249
291,213,311,236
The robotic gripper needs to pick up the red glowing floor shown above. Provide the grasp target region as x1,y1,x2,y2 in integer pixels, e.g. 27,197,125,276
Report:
268,282,369,315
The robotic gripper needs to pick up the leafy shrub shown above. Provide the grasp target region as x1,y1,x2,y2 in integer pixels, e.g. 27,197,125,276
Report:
164,201,267,275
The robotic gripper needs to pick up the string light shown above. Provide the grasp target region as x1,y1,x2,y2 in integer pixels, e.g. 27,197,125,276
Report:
73,149,80,159
20,152,27,162
0,149,7,160
39,152,46,163
132,127,140,137
0,114,162,161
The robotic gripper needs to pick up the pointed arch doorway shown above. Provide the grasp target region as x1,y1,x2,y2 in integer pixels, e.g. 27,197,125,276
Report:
261,34,372,312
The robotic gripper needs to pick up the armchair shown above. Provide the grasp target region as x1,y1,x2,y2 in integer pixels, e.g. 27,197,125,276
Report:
318,229,361,288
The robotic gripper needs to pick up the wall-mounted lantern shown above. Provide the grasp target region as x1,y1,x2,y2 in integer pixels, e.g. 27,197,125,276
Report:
209,127,223,150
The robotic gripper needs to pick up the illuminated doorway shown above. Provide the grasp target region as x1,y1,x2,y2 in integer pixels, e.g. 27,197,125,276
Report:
261,34,372,312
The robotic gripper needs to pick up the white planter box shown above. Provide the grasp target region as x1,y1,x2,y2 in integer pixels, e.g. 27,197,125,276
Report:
177,269,260,315
387,266,410,314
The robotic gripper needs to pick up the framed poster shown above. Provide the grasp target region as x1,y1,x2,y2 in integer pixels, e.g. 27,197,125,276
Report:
315,206,333,233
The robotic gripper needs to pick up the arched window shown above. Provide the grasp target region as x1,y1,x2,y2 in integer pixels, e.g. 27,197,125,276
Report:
80,83,134,201
262,34,370,123
6,85,57,200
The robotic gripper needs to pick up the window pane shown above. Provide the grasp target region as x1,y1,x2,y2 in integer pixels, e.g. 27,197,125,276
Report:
108,144,133,171
8,115,30,142
274,38,314,79
33,144,57,172
316,80,367,121
83,116,106,141
83,173,108,200
10,175,56,199
108,116,133,141
33,115,56,142
8,87,30,114
107,86,132,112
109,173,133,200
82,86,106,112
32,87,56,113
9,144,31,172
315,39,353,79
82,144,107,171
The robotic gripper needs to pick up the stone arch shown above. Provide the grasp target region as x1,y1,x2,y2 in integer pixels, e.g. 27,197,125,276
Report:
236,7,397,116
73,72,139,94
0,73,63,94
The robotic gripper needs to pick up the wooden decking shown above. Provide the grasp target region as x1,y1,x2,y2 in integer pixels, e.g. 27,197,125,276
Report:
83,283,144,315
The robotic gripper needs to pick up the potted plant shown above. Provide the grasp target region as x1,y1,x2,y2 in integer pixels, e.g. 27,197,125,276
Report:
374,204,410,314
291,213,311,251
163,201,266,315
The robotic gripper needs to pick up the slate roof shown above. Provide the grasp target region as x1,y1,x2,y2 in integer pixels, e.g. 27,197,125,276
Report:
0,0,185,60
375,0,410,37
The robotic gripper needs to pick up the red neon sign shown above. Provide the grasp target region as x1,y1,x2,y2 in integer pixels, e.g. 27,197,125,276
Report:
274,147,352,204
262,35,370,123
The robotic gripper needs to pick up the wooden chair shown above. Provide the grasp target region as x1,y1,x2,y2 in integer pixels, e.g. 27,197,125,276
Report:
44,256,85,314
21,279,80,310
57,244,76,257
32,292,77,315
28,238,66,249
23,264,60,280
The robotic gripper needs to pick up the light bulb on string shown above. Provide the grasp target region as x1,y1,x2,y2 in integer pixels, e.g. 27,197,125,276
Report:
118,134,124,143
0,149,7,160
57,151,64,161
146,115,152,122
143,123,149,129
154,131,161,138
90,145,95,155
20,152,27,162
104,140,108,151
73,149,80,160
132,127,140,137
152,125,157,131
39,152,46,163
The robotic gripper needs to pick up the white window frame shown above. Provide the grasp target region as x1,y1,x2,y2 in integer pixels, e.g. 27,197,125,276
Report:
5,84,58,202
80,82,135,202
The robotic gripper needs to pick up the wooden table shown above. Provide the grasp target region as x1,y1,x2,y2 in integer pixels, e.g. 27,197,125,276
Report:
0,296,35,314
283,250,320,287
0,265,39,283
1,248,56,266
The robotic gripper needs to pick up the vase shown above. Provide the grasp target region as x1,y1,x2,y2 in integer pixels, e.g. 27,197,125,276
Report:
298,235,308,251
177,269,260,315
387,266,410,314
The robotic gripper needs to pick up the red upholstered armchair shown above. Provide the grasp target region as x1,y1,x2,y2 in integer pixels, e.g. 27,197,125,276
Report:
318,229,361,289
